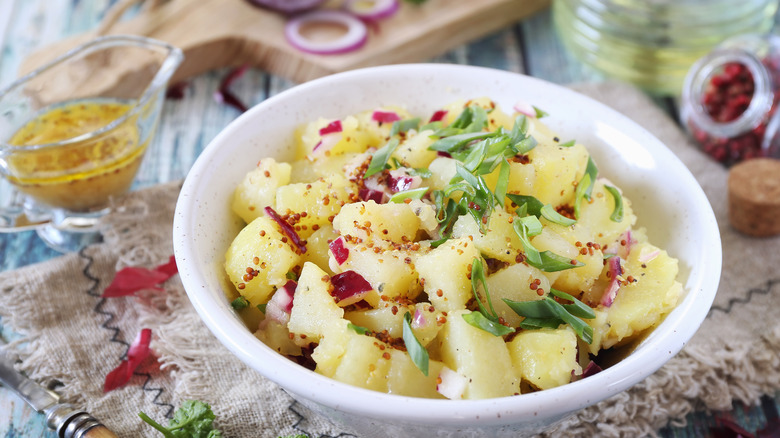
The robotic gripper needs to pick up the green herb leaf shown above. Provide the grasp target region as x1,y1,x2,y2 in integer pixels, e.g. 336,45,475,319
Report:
364,138,400,178
403,312,429,376
389,187,428,203
348,323,370,335
549,288,595,319
503,295,594,344
494,159,510,208
533,106,549,118
540,204,576,226
408,167,433,178
583,156,598,200
574,157,599,219
256,303,267,313
230,296,249,310
537,251,585,272
604,185,624,222
462,311,515,336
470,257,499,320
558,140,576,147
390,117,421,137
140,400,223,438
428,131,496,153
507,194,544,218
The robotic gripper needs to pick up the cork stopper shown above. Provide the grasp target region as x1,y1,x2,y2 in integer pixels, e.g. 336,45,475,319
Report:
728,158,780,237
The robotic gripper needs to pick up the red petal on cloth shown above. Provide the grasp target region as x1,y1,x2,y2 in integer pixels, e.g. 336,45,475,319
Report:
154,255,178,276
104,328,154,392
102,256,178,297
102,268,169,297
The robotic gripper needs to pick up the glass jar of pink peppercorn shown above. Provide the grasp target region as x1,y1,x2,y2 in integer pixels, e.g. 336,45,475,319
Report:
680,34,780,166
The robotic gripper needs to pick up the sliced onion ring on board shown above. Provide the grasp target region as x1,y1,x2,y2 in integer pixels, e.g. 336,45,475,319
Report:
245,0,326,14
285,10,368,55
344,0,400,20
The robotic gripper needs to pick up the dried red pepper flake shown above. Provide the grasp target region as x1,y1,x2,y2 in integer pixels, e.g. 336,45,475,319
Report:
102,255,178,298
103,328,155,392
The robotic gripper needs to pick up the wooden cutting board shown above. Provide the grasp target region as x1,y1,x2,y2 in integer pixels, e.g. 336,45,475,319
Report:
20,0,549,84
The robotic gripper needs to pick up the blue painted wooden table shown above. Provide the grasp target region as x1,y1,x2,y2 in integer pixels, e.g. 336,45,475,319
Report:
0,1,778,436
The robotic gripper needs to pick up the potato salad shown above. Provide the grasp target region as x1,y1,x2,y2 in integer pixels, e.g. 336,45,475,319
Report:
223,98,683,400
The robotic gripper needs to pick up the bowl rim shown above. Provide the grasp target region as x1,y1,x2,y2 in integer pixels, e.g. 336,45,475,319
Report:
173,63,722,426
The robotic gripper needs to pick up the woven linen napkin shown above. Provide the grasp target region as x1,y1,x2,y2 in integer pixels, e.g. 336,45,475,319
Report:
1,81,779,438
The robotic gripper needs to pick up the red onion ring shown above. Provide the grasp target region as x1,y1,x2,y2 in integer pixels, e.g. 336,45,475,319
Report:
245,0,326,14
344,0,400,20
285,10,368,55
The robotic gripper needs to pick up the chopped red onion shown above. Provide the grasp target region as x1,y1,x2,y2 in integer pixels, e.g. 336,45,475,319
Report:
358,187,386,203
436,366,467,399
581,360,603,378
319,120,343,136
264,206,307,254
285,10,368,55
600,256,623,307
329,236,350,265
265,280,297,324
412,308,427,328
387,169,422,193
344,0,399,20
371,110,401,123
429,109,448,123
513,100,535,118
331,270,373,306
638,248,660,263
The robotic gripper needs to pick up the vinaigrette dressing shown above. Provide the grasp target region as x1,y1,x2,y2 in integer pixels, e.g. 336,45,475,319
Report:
5,99,148,211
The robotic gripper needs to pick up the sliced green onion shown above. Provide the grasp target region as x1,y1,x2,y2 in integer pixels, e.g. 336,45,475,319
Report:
541,204,576,226
256,303,267,313
518,215,543,236
537,251,585,272
389,187,428,203
533,106,549,118
428,131,496,153
558,140,576,147
403,312,429,376
462,311,515,336
494,160,510,208
348,323,370,335
507,194,544,218
408,167,432,178
550,288,595,319
605,185,624,222
231,296,249,310
365,138,399,178
503,294,594,344
390,117,421,137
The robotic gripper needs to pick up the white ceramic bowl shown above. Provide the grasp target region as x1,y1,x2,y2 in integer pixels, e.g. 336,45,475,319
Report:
173,64,721,437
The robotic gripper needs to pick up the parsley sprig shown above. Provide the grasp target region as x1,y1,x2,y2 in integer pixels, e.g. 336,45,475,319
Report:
140,400,223,438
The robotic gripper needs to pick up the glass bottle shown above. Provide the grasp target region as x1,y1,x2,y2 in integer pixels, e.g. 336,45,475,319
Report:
552,0,780,95
679,34,780,166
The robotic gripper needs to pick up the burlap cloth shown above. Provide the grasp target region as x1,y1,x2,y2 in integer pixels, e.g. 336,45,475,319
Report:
1,82,779,438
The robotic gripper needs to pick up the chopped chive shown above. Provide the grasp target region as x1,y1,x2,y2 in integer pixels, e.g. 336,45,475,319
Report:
348,323,370,335
605,185,624,222
403,312,429,376
365,138,400,178
231,296,249,310
541,204,576,226
389,187,428,203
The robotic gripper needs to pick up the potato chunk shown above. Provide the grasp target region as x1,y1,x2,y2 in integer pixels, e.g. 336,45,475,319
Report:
275,175,351,239
333,201,421,245
231,158,291,223
508,326,581,390
225,216,301,306
415,238,479,312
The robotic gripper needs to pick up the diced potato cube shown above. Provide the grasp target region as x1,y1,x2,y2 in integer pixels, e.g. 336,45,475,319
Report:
391,129,437,168
232,158,291,223
301,223,339,276
333,201,420,245
225,217,302,306
310,322,350,377
298,116,373,159
535,222,604,296
254,320,301,356
598,243,682,349
288,262,344,342
415,238,479,312
427,157,458,192
435,310,520,399
337,241,421,303
345,303,409,339
386,350,446,398
452,210,523,263
276,175,351,239
508,326,581,390
485,263,548,327
331,330,392,392
524,137,589,206
578,179,637,247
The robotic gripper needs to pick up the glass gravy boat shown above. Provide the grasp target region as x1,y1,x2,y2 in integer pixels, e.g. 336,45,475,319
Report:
0,35,183,252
